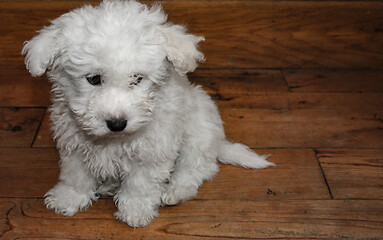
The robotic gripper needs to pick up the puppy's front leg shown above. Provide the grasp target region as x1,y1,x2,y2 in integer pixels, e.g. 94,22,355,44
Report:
114,164,164,227
45,151,98,216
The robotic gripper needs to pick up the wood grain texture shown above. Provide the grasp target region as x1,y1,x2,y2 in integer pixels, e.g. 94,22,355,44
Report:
0,67,51,107
222,108,383,148
284,69,383,92
190,69,288,95
318,149,383,199
1,198,382,239
214,92,383,111
1,0,383,238
197,149,330,200
1,1,382,68
0,148,59,197
0,107,45,147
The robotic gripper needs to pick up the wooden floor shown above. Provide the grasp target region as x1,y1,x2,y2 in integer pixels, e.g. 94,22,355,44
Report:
1,0,383,239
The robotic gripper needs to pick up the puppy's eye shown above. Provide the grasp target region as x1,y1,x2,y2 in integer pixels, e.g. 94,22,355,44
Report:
86,75,102,86
130,74,143,86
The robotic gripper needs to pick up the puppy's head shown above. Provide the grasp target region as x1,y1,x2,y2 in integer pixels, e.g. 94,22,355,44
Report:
22,0,204,137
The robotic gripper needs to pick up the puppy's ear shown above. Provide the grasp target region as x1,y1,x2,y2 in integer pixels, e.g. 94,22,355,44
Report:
22,24,61,77
159,24,205,75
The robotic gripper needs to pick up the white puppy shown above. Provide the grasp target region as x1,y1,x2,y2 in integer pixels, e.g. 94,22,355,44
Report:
22,0,274,227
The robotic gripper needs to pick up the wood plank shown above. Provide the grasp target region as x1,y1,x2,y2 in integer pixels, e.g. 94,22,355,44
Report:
0,148,329,200
190,69,288,95
318,149,383,200
0,148,59,198
284,69,383,92
197,149,330,200
0,107,45,147
1,198,382,239
0,67,50,107
214,92,383,111
222,108,383,148
1,1,382,68
214,92,383,149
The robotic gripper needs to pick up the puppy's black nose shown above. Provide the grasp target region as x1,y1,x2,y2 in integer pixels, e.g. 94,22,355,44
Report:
106,118,127,132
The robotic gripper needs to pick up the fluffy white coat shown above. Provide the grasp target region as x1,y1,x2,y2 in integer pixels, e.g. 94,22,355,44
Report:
22,0,274,227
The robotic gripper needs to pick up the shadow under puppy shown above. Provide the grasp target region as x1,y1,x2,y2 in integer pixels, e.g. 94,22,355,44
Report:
22,0,274,227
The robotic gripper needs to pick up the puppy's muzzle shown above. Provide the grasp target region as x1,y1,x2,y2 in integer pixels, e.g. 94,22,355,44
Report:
106,118,127,132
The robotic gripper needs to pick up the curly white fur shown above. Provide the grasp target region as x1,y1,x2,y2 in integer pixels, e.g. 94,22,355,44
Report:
22,0,274,227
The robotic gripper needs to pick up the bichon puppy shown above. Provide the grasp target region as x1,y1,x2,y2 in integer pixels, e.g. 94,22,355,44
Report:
22,0,274,227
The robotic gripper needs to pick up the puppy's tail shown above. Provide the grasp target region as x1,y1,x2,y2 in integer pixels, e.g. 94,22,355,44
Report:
218,141,275,169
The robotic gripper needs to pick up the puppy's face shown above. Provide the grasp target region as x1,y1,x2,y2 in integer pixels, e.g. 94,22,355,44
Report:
63,64,161,137
55,24,167,137
23,1,204,137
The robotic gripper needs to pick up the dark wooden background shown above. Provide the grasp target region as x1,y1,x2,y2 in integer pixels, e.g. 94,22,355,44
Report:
0,0,382,239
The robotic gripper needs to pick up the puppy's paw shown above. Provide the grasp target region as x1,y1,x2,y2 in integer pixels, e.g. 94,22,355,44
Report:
114,198,159,227
44,183,96,216
161,183,198,206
